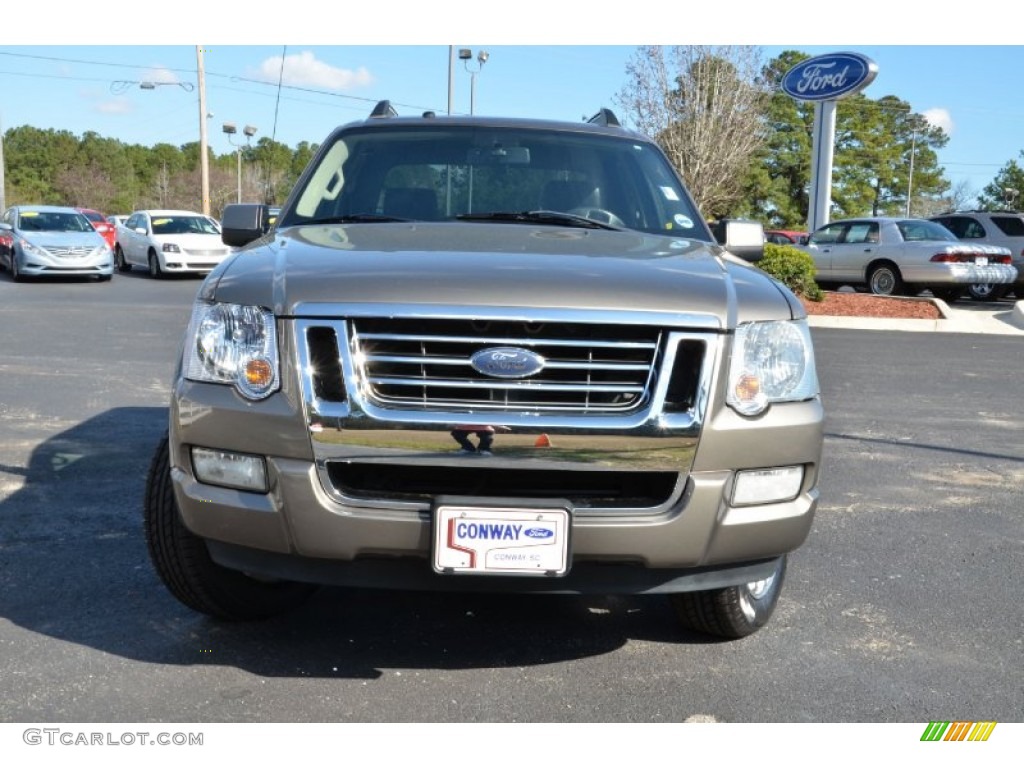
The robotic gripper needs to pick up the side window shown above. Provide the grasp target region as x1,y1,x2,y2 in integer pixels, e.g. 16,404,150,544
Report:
843,223,875,244
963,220,986,239
990,215,1024,237
810,223,844,245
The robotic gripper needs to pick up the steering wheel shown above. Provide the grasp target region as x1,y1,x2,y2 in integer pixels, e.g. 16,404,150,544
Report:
568,207,626,228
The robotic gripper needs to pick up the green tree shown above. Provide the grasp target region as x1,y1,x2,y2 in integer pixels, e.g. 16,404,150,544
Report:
977,155,1024,210
742,50,814,227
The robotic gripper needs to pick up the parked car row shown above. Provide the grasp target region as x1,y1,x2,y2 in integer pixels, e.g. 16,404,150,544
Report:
0,205,236,282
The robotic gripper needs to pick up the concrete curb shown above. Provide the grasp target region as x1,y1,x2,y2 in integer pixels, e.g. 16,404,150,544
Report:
806,298,1024,336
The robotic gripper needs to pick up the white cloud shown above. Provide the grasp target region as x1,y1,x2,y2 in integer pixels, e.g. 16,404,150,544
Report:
922,108,953,137
95,98,134,115
256,51,373,90
140,67,182,87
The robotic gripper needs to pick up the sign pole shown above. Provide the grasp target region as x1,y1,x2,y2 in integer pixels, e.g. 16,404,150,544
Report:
808,100,837,232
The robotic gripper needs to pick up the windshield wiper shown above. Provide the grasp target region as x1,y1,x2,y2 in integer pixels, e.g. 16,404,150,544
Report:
455,210,622,231
304,213,411,224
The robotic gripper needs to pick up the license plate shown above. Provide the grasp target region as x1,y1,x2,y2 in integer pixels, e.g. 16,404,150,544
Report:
433,504,570,577
976,256,988,265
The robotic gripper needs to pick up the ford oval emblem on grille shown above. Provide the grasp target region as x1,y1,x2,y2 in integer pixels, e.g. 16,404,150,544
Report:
470,347,545,379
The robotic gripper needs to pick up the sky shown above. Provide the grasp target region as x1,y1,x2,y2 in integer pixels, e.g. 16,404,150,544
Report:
3,2,1024,205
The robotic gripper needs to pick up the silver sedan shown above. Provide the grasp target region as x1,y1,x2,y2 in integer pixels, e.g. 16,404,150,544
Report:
798,217,1017,300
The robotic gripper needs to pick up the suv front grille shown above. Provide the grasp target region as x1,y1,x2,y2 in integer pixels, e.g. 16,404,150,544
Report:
330,317,662,413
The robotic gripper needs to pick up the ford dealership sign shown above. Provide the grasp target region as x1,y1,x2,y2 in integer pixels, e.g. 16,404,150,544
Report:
781,52,878,102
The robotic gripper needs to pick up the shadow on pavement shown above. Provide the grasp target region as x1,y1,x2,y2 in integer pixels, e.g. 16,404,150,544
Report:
0,408,713,681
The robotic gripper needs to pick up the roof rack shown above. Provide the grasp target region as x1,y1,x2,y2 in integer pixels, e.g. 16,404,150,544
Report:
587,108,621,128
369,100,398,119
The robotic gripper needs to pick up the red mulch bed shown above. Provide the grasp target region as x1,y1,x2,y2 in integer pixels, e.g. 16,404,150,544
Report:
800,292,943,320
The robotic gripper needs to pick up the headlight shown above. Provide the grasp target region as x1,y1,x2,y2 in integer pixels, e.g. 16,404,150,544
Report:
184,302,279,400
726,320,819,416
162,243,181,253
18,238,47,257
89,244,111,258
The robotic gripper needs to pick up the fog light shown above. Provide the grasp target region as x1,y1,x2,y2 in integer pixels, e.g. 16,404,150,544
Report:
732,466,803,506
191,447,267,492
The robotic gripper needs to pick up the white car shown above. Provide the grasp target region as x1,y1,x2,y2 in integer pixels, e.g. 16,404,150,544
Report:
798,217,1017,301
114,209,233,277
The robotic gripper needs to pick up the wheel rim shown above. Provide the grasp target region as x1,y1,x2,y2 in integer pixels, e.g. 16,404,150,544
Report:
739,573,777,622
870,268,896,295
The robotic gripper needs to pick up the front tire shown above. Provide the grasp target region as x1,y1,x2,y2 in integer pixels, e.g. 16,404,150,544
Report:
144,436,317,620
148,249,164,279
115,246,131,273
11,252,25,283
670,556,787,639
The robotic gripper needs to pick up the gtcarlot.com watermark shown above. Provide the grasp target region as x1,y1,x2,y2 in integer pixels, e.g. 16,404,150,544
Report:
23,728,203,747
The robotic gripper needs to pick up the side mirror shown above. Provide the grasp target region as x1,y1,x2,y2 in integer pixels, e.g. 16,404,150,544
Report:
221,204,272,247
714,219,765,263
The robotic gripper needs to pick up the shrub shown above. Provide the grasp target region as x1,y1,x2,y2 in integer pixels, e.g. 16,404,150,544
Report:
757,243,824,302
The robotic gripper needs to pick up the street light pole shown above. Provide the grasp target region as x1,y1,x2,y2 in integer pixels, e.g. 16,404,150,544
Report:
458,48,488,115
223,123,258,203
457,49,488,214
197,46,211,216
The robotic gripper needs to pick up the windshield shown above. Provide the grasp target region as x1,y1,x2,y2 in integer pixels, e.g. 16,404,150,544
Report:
18,211,95,233
151,216,221,235
285,124,709,238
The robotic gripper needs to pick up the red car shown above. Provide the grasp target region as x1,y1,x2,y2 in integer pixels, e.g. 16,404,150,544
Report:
765,229,809,246
76,208,117,250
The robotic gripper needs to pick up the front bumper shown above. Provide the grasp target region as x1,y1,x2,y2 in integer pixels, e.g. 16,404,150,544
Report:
17,249,113,277
168,307,824,592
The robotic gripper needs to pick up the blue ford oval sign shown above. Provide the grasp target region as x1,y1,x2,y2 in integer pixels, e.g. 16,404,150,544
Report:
470,347,545,379
781,52,878,102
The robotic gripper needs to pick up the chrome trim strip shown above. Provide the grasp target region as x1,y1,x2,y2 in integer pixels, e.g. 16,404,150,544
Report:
367,377,646,393
291,302,724,330
357,333,659,350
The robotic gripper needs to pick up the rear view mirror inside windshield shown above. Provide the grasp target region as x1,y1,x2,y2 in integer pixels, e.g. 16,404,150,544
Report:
466,146,530,166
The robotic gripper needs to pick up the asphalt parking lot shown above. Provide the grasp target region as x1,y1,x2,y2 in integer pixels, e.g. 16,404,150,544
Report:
0,273,1021,724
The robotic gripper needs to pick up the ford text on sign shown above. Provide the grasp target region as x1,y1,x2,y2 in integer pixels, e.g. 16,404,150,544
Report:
781,52,878,102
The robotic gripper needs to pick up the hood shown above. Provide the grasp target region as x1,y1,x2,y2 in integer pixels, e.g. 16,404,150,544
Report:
211,222,797,329
21,230,106,250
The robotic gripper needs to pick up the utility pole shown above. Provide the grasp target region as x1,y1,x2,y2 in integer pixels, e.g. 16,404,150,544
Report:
197,46,211,216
